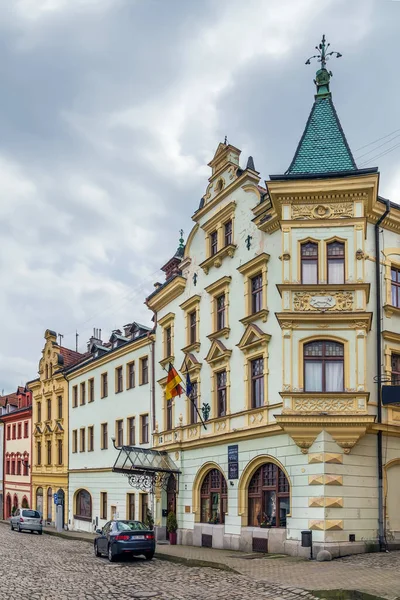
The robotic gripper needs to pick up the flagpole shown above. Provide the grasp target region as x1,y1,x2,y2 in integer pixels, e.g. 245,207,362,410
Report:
163,365,208,431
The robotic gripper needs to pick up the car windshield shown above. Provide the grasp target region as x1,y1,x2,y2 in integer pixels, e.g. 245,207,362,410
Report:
117,521,147,531
22,510,41,518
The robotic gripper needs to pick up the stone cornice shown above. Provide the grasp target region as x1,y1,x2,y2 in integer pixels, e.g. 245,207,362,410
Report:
146,276,186,313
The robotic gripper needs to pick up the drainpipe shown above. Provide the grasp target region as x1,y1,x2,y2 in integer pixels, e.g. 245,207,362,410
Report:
375,198,390,551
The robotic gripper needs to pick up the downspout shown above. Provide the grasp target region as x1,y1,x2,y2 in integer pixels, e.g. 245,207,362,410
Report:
375,198,390,551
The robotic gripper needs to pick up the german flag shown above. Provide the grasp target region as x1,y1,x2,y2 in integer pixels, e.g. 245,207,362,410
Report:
165,363,184,400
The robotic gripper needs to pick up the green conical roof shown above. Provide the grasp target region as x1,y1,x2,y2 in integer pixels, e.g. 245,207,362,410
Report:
285,92,357,175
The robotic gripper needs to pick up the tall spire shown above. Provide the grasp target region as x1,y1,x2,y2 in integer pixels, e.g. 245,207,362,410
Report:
305,34,342,97
285,35,356,176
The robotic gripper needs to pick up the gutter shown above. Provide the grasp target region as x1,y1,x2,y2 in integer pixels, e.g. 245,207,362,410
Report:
375,198,390,551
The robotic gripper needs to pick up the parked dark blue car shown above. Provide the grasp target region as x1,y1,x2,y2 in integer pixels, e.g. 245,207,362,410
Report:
94,520,155,562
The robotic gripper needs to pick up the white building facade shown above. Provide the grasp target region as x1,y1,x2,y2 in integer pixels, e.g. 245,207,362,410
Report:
66,324,155,533
146,64,400,557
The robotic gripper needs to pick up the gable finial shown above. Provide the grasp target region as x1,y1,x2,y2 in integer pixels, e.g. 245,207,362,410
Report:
179,229,184,249
305,34,342,96
224,135,228,145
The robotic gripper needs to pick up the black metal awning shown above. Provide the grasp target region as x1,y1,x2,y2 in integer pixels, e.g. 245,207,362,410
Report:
112,445,180,493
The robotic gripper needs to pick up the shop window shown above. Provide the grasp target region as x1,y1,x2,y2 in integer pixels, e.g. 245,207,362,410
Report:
75,489,92,521
200,469,227,524
248,463,290,528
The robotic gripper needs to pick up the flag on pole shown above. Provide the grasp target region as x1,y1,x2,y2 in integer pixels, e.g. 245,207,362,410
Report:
185,366,193,398
165,363,184,400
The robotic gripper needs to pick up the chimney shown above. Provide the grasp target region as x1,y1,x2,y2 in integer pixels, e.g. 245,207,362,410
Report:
123,324,132,337
87,327,103,352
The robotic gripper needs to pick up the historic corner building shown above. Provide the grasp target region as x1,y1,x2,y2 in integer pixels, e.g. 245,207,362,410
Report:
146,51,400,556
65,323,154,533
28,330,88,527
1,387,32,518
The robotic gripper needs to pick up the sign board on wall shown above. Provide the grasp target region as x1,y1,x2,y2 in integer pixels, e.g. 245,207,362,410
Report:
228,444,239,480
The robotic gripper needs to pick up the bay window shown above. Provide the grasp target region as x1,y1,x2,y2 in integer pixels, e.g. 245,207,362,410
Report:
304,340,344,392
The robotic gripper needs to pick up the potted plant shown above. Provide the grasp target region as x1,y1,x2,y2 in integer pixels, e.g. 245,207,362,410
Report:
167,511,178,545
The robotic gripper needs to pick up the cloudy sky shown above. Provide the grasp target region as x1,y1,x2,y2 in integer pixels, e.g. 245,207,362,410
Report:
0,0,399,392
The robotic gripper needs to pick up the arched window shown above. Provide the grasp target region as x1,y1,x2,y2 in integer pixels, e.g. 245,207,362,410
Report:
36,487,43,516
22,496,29,509
304,340,344,392
75,489,92,521
301,242,318,284
248,463,290,528
13,495,18,510
327,241,345,284
47,488,53,521
200,469,227,524
6,494,11,518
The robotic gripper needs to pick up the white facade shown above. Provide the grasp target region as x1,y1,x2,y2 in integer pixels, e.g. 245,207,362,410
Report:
67,328,154,533
147,140,400,556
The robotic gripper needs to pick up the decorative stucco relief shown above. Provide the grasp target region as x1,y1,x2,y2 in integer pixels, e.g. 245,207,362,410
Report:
291,202,354,220
293,291,353,312
293,397,355,412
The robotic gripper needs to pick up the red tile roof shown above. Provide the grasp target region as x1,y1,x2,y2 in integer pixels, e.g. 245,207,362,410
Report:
59,347,90,368
0,392,18,407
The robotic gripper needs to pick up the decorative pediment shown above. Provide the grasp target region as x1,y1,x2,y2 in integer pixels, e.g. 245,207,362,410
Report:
237,324,271,354
180,353,202,375
205,339,232,366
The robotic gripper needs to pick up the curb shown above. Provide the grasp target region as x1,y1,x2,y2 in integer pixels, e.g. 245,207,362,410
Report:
1,521,235,573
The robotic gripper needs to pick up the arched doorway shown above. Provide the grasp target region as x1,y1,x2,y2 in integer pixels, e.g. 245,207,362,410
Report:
6,494,11,518
75,489,92,521
47,488,53,523
248,463,290,527
36,487,43,516
13,495,18,513
21,496,29,509
200,469,227,524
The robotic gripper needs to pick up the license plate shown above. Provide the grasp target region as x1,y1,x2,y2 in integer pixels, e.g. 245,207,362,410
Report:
134,535,145,539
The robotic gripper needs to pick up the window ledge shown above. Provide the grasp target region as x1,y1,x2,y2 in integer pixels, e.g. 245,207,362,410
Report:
240,309,269,325
182,342,201,354
383,304,400,318
159,355,175,369
199,244,237,274
207,327,230,341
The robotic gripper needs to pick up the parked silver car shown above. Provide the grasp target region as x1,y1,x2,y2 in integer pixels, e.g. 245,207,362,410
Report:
10,509,42,534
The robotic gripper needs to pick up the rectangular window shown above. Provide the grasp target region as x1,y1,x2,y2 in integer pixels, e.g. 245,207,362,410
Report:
327,241,345,284
100,492,107,520
24,421,28,438
166,399,173,431
301,242,318,284
116,419,124,447
304,340,344,393
23,458,28,476
392,353,400,385
17,423,22,439
391,267,400,308
57,396,63,419
17,459,21,476
80,382,86,406
251,357,264,408
165,326,172,358
72,386,78,408
7,425,10,440
140,358,149,385
47,441,52,465
210,230,218,256
88,426,94,451
37,402,42,422
47,398,52,421
216,370,227,417
251,274,263,314
80,428,85,452
101,373,108,398
224,220,232,246
141,414,149,444
101,423,108,450
128,417,135,445
127,362,135,389
189,381,198,425
189,311,197,344
6,459,10,474
141,493,149,524
58,440,63,465
127,493,135,520
88,378,94,403
37,442,41,466
72,430,77,454
11,460,15,475
116,367,123,393
12,424,16,439
216,294,226,330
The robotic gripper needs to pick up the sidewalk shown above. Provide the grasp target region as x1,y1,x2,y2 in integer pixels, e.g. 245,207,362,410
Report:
9,523,400,599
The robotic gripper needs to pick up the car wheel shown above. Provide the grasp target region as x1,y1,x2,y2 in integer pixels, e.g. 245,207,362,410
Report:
10,522,13,531
108,544,116,562
144,552,154,561
38,530,42,535
17,524,22,533
94,542,101,558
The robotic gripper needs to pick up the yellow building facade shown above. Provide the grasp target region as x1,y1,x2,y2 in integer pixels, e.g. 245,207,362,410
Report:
29,330,86,526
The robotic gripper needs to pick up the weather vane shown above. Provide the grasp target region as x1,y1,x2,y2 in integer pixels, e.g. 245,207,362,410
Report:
306,34,342,70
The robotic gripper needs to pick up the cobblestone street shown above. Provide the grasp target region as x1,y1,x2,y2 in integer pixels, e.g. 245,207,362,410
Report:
0,525,310,600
